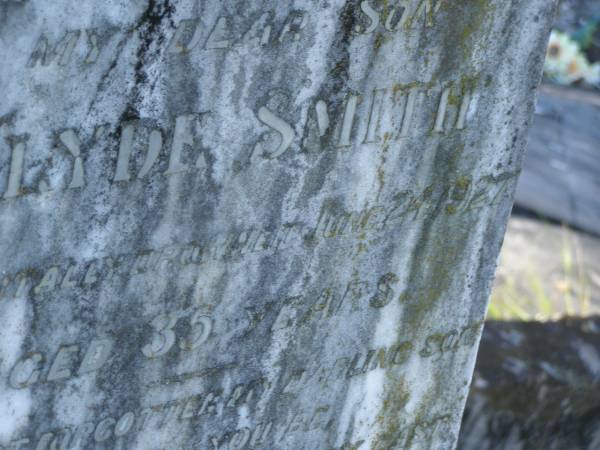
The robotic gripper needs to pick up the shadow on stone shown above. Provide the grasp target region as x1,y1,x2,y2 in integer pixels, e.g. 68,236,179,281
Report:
459,317,600,450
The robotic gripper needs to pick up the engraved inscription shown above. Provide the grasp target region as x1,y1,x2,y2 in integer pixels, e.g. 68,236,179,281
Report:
27,11,310,71
280,321,484,397
0,171,515,305
7,306,214,389
0,76,481,201
2,137,26,199
142,309,212,358
4,375,273,449
0,168,515,309
9,338,113,388
27,29,106,68
24,4,452,73
253,106,295,160
355,0,446,34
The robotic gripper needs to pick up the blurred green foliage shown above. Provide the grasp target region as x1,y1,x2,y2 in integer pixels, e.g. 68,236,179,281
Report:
572,16,600,53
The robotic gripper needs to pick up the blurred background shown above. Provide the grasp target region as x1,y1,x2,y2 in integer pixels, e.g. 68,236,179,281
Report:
459,1,600,448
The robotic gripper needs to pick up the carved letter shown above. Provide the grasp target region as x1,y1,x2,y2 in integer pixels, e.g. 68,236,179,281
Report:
337,94,359,147
85,30,101,63
28,31,80,67
94,418,115,442
15,275,30,298
179,313,212,350
27,36,50,67
315,100,330,137
384,7,406,32
396,88,420,138
83,261,100,285
114,412,135,437
279,11,307,42
56,31,80,66
47,345,79,381
114,122,135,182
456,90,472,130
34,433,54,450
370,273,399,308
243,13,273,47
79,338,114,375
168,19,203,53
61,265,78,289
9,353,43,388
435,87,474,132
59,129,85,188
138,129,162,178
3,139,26,198
167,115,197,174
34,267,60,294
226,428,250,450
364,89,386,143
415,0,444,28
205,17,231,49
358,2,380,34
249,422,273,447
253,107,294,159
434,88,451,133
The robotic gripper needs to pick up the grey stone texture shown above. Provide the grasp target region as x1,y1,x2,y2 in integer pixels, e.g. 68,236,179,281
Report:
0,1,555,449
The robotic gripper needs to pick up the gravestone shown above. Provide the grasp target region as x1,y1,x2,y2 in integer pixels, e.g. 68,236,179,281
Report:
0,1,555,449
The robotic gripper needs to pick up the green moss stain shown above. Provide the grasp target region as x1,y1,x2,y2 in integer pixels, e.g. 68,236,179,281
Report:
374,375,411,448
376,142,390,200
337,1,502,446
436,0,497,62
372,174,479,445
374,32,385,52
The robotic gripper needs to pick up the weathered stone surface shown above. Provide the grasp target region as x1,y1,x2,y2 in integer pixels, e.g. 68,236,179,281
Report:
0,1,555,449
459,317,600,450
